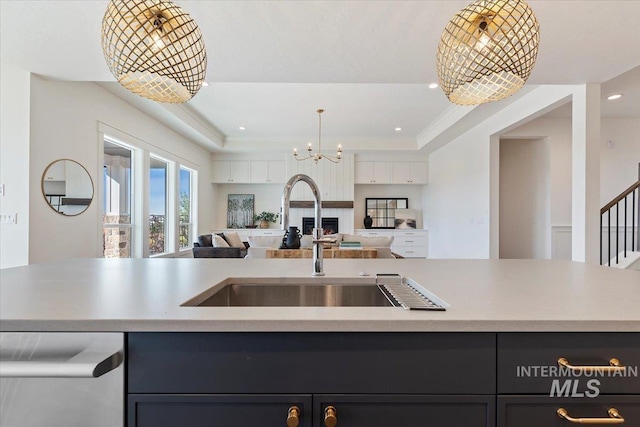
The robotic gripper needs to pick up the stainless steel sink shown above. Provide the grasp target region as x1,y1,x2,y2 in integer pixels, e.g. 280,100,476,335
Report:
182,275,448,310
195,283,393,307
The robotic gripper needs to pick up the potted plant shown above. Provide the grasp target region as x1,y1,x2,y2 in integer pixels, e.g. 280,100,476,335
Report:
253,211,279,229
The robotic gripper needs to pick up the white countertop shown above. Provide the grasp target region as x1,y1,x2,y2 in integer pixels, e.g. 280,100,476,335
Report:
1,258,638,332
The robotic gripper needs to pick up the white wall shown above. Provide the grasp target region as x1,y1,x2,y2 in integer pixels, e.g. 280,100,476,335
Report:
0,65,31,269
27,76,214,264
214,184,283,230
427,132,491,258
429,96,638,260
502,118,572,226
600,118,640,205
504,116,640,224
499,138,550,259
427,85,577,259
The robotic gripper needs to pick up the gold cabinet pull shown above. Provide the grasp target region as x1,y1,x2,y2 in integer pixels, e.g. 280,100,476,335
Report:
287,406,300,427
324,406,337,427
557,408,625,424
558,357,626,373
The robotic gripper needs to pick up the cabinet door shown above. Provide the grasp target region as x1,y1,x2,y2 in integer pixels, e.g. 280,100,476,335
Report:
267,160,286,183
498,333,640,394
498,396,640,427
128,332,495,395
371,162,392,183
392,162,428,184
314,395,495,427
229,161,250,183
250,161,269,183
45,160,66,180
212,161,231,183
129,394,312,427
354,162,374,183
391,162,412,183
410,162,428,184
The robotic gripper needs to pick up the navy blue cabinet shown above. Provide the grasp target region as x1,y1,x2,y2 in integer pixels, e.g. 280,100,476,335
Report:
127,332,639,427
127,332,496,427
129,395,312,427
497,333,640,427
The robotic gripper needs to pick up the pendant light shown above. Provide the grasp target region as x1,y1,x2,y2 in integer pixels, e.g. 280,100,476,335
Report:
101,0,207,103
436,0,540,105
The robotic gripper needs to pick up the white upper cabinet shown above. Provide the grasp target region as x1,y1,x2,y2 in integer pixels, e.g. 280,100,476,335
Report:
212,161,251,183
354,161,392,184
44,160,66,181
250,160,286,183
391,162,428,184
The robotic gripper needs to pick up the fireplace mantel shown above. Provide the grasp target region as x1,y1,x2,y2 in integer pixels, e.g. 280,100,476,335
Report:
289,201,354,209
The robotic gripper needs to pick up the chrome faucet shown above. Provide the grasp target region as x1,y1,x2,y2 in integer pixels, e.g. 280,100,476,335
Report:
281,174,333,276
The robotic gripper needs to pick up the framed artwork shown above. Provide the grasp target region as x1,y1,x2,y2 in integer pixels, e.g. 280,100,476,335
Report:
227,194,254,228
365,197,408,229
395,209,417,229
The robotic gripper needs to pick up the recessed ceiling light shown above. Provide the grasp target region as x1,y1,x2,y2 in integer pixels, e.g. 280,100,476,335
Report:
607,93,623,100
238,126,246,131
394,127,402,132
428,83,439,89
201,81,209,87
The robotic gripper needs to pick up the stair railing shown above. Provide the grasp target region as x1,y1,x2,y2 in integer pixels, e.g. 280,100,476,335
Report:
600,163,640,266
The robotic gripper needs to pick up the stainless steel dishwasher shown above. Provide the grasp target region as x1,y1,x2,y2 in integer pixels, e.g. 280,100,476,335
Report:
0,332,124,427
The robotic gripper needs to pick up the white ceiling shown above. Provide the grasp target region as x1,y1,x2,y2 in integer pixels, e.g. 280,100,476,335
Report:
2,0,639,153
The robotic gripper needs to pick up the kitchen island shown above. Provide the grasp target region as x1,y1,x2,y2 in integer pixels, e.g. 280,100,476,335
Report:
1,258,639,427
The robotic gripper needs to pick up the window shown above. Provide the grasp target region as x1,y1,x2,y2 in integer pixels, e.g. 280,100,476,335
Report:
149,156,169,256
179,167,194,250
101,129,198,258
103,140,134,258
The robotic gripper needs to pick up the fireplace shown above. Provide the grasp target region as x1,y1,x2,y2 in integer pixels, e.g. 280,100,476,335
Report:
302,217,339,235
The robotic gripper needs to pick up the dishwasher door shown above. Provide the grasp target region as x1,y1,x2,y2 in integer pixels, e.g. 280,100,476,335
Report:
0,332,124,427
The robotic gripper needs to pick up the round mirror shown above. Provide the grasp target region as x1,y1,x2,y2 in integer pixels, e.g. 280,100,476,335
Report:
41,159,94,216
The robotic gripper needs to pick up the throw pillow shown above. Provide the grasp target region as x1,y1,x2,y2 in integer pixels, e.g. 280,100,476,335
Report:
300,235,313,248
247,235,283,248
216,233,230,245
323,233,342,243
212,235,230,247
224,231,245,248
198,234,213,247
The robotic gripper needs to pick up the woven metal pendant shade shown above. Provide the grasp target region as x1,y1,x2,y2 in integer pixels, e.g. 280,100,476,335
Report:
101,0,207,103
436,0,540,105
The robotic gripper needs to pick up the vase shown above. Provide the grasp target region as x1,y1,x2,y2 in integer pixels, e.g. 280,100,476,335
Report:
364,215,373,229
259,220,269,229
282,226,302,249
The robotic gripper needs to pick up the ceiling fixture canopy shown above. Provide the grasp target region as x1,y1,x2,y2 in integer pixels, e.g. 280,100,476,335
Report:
436,0,540,105
294,109,343,164
101,0,207,103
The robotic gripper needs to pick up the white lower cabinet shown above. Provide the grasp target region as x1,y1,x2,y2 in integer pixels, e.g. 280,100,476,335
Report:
354,229,428,258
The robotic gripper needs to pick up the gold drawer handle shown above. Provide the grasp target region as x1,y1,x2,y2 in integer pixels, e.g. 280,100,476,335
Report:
287,406,300,427
557,408,624,424
324,406,337,427
558,357,626,373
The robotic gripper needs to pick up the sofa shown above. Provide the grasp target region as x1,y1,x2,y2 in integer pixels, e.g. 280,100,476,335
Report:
192,232,249,258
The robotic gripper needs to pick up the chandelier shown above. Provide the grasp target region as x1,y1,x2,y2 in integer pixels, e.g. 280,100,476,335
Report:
101,0,207,103
436,0,540,105
293,109,343,164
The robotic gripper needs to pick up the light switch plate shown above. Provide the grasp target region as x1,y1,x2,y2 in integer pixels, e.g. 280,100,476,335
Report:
0,213,17,224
